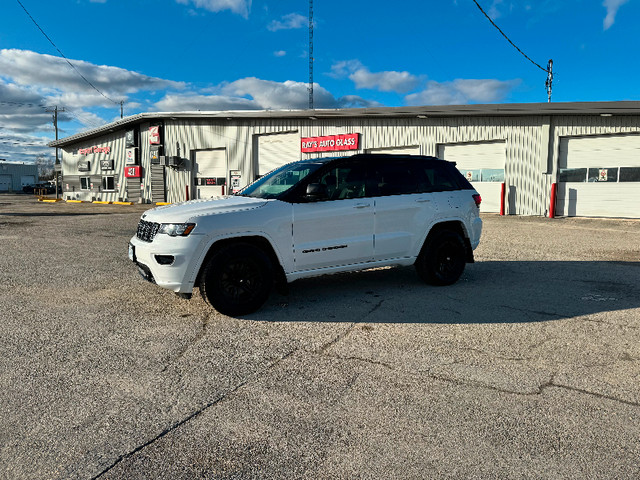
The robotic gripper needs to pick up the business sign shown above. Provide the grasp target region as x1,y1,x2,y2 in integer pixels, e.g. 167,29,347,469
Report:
599,169,608,181
77,160,90,171
301,133,359,153
124,166,141,178
77,146,111,155
125,129,136,147
126,148,138,165
149,126,161,145
100,159,114,170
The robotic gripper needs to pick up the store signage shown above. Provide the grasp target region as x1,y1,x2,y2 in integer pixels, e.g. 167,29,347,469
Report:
100,159,114,170
149,126,161,145
150,145,162,164
599,169,608,181
77,146,111,155
126,148,138,165
230,170,242,194
196,177,226,186
77,160,90,171
301,133,359,153
124,166,141,178
125,130,136,148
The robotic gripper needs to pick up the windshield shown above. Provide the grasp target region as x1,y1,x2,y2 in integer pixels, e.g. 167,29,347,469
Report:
237,161,325,199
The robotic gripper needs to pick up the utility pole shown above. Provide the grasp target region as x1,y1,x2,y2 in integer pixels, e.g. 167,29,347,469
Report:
308,0,314,110
46,105,65,199
545,59,553,103
120,101,124,119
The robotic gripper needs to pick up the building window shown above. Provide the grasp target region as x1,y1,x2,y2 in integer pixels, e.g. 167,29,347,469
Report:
101,176,115,191
80,176,91,190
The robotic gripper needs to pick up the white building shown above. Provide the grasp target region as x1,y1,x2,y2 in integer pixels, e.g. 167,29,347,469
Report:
49,101,640,218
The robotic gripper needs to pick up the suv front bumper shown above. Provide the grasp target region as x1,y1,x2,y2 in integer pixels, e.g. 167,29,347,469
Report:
129,233,205,294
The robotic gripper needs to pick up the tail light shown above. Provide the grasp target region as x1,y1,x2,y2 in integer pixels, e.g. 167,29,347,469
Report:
472,194,482,208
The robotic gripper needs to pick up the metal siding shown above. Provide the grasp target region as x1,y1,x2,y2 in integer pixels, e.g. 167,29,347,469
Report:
57,112,640,217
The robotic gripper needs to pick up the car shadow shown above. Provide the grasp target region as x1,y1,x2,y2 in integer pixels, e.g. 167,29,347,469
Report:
247,261,640,324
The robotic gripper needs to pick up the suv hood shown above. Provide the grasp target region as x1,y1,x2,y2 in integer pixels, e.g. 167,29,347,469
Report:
141,196,268,223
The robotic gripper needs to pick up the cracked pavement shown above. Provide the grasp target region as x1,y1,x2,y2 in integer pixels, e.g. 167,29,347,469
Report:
1,195,640,479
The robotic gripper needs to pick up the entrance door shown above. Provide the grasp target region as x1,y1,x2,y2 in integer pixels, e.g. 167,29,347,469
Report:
194,149,227,199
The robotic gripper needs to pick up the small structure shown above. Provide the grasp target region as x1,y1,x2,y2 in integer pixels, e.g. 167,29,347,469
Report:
0,161,39,192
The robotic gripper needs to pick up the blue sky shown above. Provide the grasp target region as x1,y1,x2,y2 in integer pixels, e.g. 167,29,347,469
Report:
1,0,638,163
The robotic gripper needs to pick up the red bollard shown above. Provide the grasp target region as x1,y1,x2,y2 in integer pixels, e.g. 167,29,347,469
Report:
499,182,505,216
549,182,557,218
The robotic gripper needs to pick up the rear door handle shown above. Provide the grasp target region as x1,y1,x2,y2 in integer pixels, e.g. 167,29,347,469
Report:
416,198,431,203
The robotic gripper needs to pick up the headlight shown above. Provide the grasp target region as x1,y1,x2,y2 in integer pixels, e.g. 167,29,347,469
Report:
158,223,196,237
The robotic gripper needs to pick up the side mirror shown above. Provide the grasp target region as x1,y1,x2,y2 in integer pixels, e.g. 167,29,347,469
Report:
305,183,328,201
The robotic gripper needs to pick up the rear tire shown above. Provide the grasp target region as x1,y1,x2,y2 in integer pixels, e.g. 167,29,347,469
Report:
415,229,467,286
200,243,273,316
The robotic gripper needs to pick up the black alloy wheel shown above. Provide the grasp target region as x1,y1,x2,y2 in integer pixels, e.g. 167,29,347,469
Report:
200,243,273,316
415,229,467,286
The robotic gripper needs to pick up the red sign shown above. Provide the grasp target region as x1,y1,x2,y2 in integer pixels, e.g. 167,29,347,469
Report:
301,133,359,153
77,146,111,155
124,166,141,178
149,126,161,145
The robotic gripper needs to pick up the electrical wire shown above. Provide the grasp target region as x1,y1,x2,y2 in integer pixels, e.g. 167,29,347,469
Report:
471,0,550,73
15,0,121,105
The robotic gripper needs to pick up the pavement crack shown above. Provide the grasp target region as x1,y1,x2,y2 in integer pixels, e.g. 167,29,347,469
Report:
316,323,356,354
92,348,297,479
547,382,640,408
161,313,213,373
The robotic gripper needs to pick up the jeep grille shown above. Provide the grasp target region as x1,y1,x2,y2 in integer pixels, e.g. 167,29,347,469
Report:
136,220,160,242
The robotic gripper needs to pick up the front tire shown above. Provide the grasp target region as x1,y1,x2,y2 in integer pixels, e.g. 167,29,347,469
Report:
415,229,467,286
200,243,273,316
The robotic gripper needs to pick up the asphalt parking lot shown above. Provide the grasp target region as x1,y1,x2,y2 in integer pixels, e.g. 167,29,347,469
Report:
1,193,639,479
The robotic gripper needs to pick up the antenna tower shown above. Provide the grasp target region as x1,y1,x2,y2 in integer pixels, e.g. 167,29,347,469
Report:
308,0,314,110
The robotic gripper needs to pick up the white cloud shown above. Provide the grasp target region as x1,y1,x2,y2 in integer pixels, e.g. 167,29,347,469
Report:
330,60,421,94
405,79,520,105
0,49,185,108
267,13,307,31
175,0,251,18
274,50,287,57
603,0,629,30
153,78,379,112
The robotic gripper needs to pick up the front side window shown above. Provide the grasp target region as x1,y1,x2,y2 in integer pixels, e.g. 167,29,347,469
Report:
80,177,91,190
238,161,325,199
101,176,115,191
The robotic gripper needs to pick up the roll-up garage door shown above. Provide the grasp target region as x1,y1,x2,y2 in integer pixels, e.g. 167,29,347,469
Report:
556,134,640,218
21,175,35,188
0,175,11,192
438,141,506,213
257,133,300,177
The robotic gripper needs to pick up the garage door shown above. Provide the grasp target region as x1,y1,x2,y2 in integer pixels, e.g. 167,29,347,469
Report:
21,175,35,188
556,135,640,218
0,175,11,192
438,141,505,213
257,133,300,177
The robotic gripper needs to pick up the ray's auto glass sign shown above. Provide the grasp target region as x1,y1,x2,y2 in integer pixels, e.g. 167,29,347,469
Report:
301,133,359,153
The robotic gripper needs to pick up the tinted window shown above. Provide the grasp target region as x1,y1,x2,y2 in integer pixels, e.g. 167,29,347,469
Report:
315,163,369,200
239,161,324,199
372,160,422,196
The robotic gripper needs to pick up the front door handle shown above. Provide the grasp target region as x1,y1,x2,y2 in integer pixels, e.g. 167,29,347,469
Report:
354,203,371,209
416,198,431,203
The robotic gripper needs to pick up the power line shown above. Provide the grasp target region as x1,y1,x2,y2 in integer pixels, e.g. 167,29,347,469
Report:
471,0,549,73
471,0,553,101
15,0,121,106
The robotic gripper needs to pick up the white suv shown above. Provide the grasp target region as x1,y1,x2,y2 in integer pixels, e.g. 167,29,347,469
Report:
128,154,482,315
